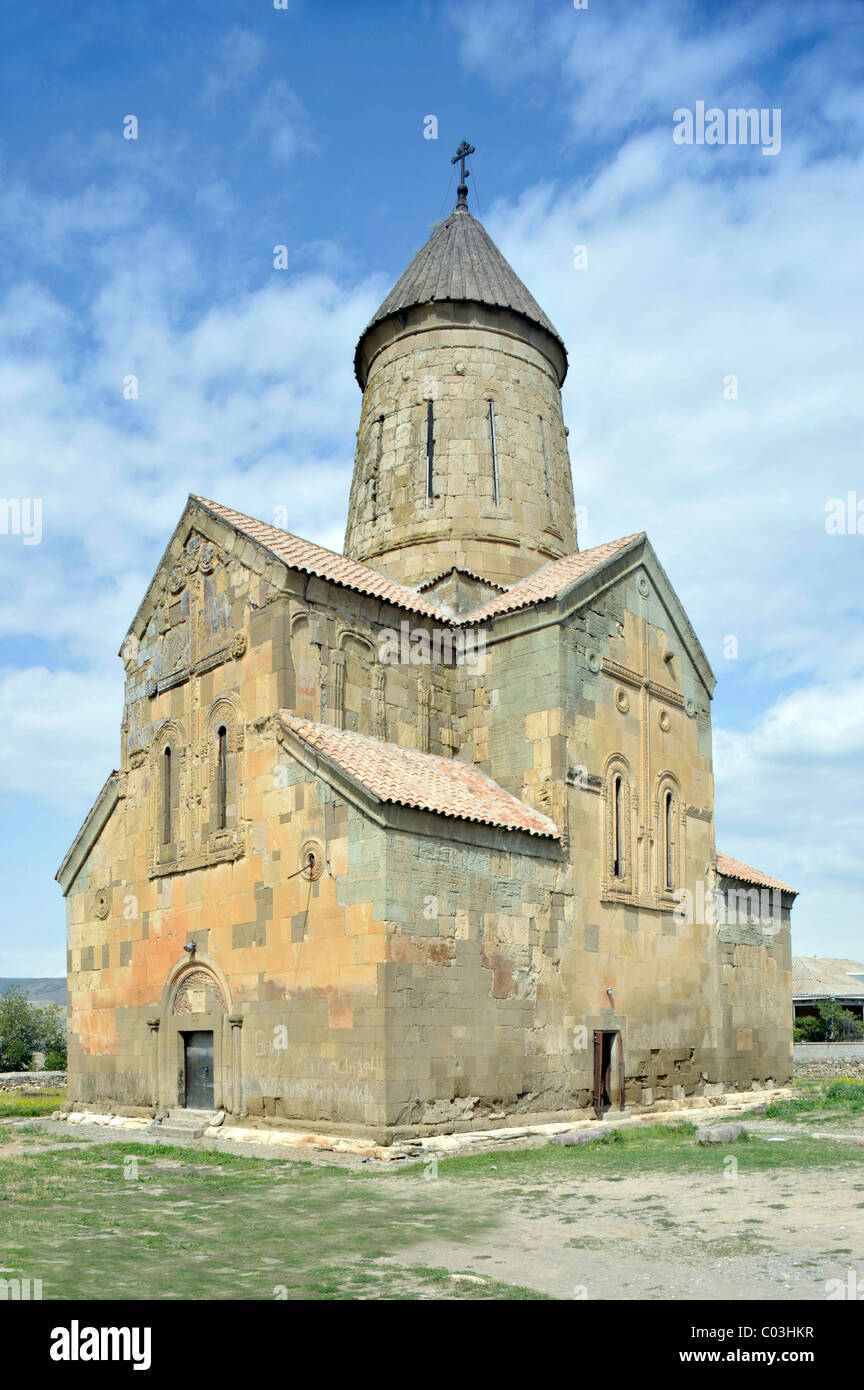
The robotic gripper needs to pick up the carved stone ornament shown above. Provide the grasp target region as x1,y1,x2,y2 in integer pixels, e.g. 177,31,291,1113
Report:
116,773,128,798
658,709,671,732
685,698,697,719
587,651,601,673
638,576,651,598
168,563,185,595
146,678,158,699
94,889,110,920
200,543,216,575
173,969,226,1016
300,839,326,881
615,687,630,714
231,631,248,660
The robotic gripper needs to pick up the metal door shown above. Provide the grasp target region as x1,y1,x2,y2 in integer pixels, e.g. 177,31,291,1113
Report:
183,1031,214,1110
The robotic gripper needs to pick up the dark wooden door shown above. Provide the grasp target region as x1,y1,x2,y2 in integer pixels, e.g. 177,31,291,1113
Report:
593,1030,618,1116
184,1031,214,1110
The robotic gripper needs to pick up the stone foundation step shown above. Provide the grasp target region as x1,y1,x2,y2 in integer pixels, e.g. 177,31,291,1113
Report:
155,1108,223,1140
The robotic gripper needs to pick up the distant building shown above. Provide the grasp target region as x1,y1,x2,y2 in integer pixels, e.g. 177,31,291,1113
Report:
792,958,864,1024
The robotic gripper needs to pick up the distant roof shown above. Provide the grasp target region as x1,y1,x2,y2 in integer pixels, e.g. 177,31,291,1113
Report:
357,204,566,379
716,851,796,895
792,957,864,1000
279,714,559,839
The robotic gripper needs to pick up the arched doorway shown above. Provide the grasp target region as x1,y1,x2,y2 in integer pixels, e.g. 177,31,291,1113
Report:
157,958,238,1112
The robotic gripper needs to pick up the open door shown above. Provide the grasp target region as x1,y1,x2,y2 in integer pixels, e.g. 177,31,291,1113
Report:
592,1030,623,1117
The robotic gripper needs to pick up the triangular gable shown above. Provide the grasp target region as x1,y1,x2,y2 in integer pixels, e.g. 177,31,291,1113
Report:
56,771,119,895
463,533,715,700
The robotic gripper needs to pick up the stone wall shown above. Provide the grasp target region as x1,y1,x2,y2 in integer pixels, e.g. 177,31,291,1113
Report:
63,503,793,1139
344,302,577,586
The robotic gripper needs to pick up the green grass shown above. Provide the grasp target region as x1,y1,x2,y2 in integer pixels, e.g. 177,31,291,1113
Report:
761,1078,864,1123
0,1088,66,1118
2,1115,862,1300
0,1135,527,1300
398,1122,864,1180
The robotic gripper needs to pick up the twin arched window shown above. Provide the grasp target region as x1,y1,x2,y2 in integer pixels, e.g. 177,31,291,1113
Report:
604,761,683,901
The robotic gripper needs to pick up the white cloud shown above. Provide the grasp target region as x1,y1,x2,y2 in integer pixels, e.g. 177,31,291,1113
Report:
449,0,864,955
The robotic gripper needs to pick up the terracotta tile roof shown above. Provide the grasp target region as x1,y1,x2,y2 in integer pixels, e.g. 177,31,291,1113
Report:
461,533,645,622
193,496,446,620
716,852,796,895
358,206,565,369
416,566,507,594
279,714,559,839
193,496,643,630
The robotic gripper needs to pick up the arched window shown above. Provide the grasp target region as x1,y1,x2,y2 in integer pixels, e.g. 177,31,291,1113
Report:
604,757,632,896
216,726,228,831
655,775,682,898
162,746,172,845
664,789,674,889
205,702,244,845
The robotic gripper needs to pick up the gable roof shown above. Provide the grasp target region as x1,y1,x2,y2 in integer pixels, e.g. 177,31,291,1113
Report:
416,566,507,595
278,714,559,839
716,851,796,896
461,533,645,622
56,770,120,895
791,957,864,1000
193,496,446,619
357,205,565,381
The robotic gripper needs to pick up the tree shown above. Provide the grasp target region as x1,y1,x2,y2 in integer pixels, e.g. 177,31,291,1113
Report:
39,1003,67,1070
793,1000,864,1043
0,989,67,1071
0,986,42,1071
816,998,864,1042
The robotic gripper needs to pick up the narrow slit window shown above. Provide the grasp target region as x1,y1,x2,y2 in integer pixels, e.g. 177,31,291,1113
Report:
664,790,674,889
613,775,623,878
425,400,434,503
539,415,550,507
217,725,228,831
162,746,172,846
488,400,499,505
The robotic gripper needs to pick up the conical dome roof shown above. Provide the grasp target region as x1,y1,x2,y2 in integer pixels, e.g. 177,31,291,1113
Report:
355,203,565,383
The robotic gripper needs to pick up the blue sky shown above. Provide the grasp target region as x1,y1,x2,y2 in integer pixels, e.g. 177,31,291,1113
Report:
0,0,862,974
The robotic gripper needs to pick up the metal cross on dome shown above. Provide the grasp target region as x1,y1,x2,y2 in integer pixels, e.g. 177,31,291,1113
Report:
451,140,475,186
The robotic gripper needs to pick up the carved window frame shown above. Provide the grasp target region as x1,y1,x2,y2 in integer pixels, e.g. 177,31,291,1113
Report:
149,719,187,873
602,754,634,901
655,771,683,905
202,696,245,861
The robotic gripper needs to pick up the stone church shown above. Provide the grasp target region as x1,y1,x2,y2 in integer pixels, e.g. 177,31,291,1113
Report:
58,161,796,1142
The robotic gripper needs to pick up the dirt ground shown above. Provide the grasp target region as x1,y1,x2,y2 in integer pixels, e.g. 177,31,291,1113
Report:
1,1105,862,1300
388,1161,864,1300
